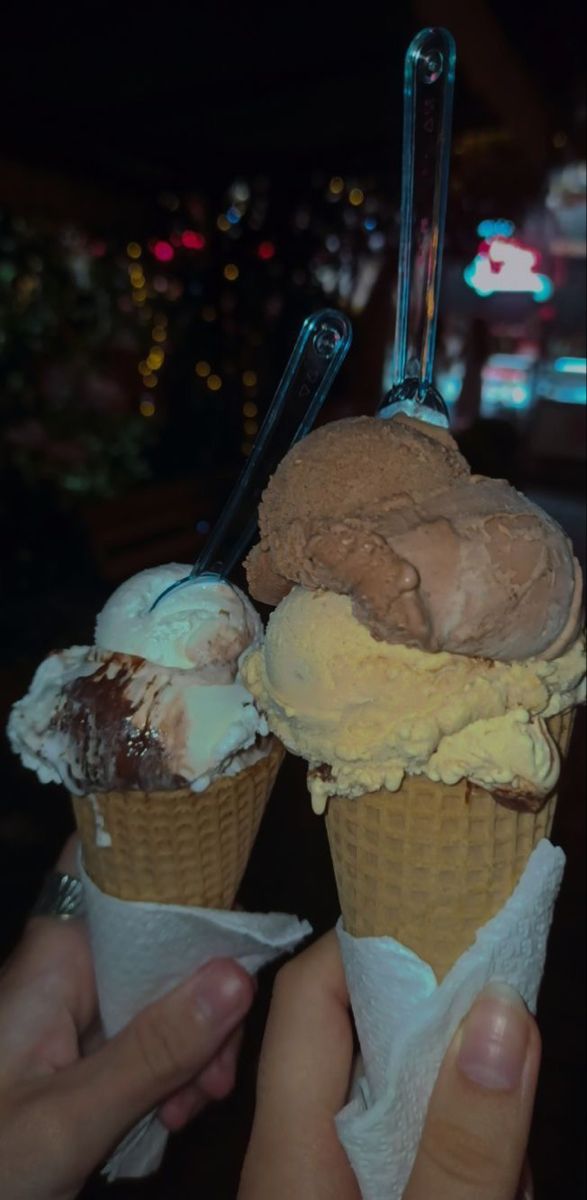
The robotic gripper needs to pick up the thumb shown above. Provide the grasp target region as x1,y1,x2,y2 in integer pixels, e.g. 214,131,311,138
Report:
404,982,541,1200
55,958,254,1170
239,933,360,1200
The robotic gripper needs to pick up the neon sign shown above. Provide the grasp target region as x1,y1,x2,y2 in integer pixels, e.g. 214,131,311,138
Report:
464,235,554,302
476,219,516,239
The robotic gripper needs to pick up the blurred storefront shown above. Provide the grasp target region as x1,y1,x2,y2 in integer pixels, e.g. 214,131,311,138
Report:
433,158,586,466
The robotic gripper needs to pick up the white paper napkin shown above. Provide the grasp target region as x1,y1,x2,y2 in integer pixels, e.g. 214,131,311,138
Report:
335,839,565,1200
79,864,312,1180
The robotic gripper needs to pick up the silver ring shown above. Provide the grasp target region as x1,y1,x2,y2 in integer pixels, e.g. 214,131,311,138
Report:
30,871,85,920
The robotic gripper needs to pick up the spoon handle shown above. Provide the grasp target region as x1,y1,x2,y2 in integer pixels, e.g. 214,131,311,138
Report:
195,308,352,579
379,27,456,425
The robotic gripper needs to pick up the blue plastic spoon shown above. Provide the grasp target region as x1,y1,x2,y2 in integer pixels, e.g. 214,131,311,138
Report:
150,308,352,609
378,27,456,428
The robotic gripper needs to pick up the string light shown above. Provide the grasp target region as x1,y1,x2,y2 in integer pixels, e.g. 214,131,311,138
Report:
182,230,206,249
147,347,165,370
139,397,156,417
231,181,250,203
153,241,174,262
368,231,386,251
4,173,398,508
130,175,391,451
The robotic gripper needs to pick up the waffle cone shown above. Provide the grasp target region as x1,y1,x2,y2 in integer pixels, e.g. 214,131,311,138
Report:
72,739,284,907
325,712,575,981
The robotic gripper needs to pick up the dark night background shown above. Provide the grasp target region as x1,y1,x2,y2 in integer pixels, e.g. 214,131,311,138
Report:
0,1,585,1197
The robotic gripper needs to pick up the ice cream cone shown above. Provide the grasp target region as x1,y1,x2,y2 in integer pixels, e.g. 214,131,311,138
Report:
72,738,284,908
324,713,574,981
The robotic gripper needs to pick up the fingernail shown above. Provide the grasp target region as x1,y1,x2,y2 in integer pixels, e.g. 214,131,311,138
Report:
457,982,530,1091
192,959,252,1026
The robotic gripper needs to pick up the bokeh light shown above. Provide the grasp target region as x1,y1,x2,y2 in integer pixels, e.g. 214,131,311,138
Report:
153,241,174,262
147,348,165,370
182,230,206,250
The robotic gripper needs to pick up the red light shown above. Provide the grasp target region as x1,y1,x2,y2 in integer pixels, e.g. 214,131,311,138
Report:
258,240,276,261
153,240,174,262
182,230,206,250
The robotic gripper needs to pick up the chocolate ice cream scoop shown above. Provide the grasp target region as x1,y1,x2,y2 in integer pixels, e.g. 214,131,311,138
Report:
245,415,582,662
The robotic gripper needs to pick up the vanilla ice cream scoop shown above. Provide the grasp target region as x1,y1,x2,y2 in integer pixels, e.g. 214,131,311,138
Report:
95,565,262,674
241,587,585,813
8,565,268,794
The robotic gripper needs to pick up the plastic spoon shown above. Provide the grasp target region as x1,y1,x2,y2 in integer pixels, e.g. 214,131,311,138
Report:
150,308,352,609
378,27,456,428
